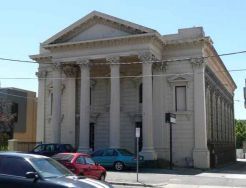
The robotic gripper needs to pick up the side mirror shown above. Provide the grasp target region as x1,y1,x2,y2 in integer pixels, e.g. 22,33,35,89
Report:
25,172,39,181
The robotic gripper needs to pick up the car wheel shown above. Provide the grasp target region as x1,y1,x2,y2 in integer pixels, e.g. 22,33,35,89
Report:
114,161,124,171
100,173,106,181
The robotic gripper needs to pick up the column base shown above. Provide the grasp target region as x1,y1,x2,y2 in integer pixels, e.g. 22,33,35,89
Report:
193,148,210,169
77,146,91,154
140,147,157,160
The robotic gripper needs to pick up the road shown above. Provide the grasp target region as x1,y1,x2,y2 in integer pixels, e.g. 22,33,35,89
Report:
107,159,246,188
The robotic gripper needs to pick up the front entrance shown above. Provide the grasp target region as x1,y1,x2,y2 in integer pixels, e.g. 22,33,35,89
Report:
89,123,95,151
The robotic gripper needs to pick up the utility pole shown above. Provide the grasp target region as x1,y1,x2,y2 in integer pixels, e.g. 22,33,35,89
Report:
244,79,246,108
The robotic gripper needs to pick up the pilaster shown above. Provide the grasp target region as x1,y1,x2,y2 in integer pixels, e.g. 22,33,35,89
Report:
36,70,47,142
191,58,209,168
51,62,62,143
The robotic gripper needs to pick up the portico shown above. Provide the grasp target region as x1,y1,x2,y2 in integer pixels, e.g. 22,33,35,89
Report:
31,11,236,168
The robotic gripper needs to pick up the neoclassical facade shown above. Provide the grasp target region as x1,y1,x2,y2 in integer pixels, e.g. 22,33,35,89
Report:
30,11,236,168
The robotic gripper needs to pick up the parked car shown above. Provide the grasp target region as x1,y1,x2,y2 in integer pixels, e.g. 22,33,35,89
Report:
52,153,106,181
0,152,113,188
91,148,144,171
29,143,75,157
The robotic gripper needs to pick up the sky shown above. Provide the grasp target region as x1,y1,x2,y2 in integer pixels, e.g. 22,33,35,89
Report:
0,0,245,119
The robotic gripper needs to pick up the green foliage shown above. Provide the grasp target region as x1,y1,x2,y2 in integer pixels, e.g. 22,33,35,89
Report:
0,132,9,151
235,120,246,148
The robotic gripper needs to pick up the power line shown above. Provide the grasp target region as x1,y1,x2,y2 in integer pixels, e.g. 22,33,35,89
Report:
0,66,245,80
0,57,36,64
0,50,246,65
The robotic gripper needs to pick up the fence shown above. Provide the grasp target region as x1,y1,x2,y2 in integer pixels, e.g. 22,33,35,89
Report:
17,141,42,152
8,139,41,152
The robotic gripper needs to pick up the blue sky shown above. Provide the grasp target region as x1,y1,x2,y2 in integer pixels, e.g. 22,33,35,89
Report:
0,0,245,119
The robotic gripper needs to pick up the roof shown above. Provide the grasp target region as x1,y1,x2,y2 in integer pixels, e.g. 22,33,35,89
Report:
0,152,49,159
43,10,157,45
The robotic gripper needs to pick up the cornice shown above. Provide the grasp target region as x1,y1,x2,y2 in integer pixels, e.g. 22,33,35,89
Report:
42,33,165,51
29,54,52,62
52,16,149,44
203,40,237,91
163,37,211,48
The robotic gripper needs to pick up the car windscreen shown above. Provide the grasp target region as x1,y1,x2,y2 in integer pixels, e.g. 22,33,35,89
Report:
117,149,134,156
64,144,74,152
29,157,73,178
52,153,74,162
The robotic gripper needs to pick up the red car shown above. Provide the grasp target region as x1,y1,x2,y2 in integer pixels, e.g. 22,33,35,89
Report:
52,153,106,181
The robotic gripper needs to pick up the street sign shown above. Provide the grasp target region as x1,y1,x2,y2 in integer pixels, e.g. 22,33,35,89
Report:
135,127,140,182
136,128,140,138
165,113,176,124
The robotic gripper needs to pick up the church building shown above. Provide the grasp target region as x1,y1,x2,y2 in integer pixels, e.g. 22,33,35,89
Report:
30,11,236,168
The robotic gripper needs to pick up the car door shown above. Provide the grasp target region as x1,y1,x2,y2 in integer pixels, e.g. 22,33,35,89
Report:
91,150,105,166
84,157,100,179
101,149,118,167
74,155,91,177
44,144,56,156
0,156,50,188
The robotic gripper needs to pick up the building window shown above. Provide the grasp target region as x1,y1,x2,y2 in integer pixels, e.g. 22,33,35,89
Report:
175,86,186,111
139,83,142,103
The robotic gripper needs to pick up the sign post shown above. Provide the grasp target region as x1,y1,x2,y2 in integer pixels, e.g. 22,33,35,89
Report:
165,113,176,170
136,127,140,182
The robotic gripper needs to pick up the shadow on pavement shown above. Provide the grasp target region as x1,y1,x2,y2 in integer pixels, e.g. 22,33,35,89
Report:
205,160,246,174
107,167,204,176
107,160,246,176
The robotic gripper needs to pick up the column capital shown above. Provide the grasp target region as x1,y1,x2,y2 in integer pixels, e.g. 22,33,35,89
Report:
63,65,78,78
52,59,63,70
77,58,90,68
138,52,158,62
36,70,47,78
106,56,120,64
191,58,206,69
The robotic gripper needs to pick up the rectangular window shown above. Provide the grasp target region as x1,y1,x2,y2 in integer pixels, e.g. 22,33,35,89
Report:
50,93,53,115
175,86,186,111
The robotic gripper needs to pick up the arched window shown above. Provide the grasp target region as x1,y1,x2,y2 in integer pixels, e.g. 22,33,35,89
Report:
139,83,142,103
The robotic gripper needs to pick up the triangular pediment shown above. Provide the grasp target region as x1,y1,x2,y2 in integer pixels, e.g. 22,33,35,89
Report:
44,11,157,45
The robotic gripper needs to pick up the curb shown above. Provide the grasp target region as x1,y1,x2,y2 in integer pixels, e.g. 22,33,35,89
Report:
107,181,155,187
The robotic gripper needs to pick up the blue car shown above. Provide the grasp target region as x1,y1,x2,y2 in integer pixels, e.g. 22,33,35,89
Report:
91,148,144,171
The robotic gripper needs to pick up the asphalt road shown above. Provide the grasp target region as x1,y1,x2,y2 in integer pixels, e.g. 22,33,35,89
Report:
107,159,246,188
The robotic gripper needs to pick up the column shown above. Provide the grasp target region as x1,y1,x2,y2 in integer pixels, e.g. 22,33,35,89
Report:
51,63,62,143
63,65,77,146
78,59,90,152
192,59,210,168
107,57,121,148
139,52,157,160
36,69,47,142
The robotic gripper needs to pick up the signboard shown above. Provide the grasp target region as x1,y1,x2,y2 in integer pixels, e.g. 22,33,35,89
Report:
165,113,176,124
136,128,140,138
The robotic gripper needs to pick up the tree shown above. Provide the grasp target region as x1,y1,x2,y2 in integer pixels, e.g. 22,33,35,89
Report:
235,120,246,148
